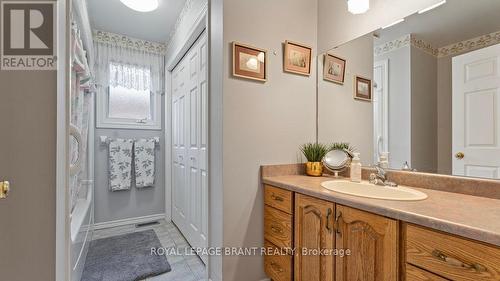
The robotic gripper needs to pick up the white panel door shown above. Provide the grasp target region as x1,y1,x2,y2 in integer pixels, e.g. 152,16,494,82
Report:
172,59,188,227
172,31,208,263
452,43,500,179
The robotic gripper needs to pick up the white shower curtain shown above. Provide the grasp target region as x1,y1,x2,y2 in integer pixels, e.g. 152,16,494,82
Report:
70,22,93,210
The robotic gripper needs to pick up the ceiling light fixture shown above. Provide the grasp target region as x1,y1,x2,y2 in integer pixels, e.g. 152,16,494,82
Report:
382,18,404,29
120,0,159,12
418,0,446,14
347,0,369,14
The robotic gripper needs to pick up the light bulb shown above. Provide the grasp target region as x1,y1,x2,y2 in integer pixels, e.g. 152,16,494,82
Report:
347,0,369,15
120,0,159,12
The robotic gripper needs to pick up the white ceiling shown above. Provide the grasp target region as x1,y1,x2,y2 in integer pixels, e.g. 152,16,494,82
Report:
376,0,500,48
87,0,187,43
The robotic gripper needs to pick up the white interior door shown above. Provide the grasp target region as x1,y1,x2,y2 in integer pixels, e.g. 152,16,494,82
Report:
172,31,208,262
373,60,389,164
452,43,500,179
172,57,188,232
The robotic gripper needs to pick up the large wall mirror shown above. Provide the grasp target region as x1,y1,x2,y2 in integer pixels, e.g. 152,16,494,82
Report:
317,0,500,179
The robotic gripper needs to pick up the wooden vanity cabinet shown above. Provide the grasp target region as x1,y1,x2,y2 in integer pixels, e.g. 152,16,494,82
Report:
265,184,500,281
264,185,399,281
335,205,399,281
294,194,335,281
264,185,294,281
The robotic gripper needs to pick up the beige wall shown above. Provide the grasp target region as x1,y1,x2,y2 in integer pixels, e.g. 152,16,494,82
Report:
317,0,442,52
222,0,318,279
437,56,453,174
0,70,57,281
318,34,374,165
411,47,438,173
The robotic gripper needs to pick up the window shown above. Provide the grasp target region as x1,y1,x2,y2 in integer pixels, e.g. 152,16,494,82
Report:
108,86,151,120
97,63,161,130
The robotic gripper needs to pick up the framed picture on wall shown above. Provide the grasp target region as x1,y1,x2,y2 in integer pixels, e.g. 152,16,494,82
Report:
323,54,346,84
283,40,312,75
232,42,267,82
354,75,372,101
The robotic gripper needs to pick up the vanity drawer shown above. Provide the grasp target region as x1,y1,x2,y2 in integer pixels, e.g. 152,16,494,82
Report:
264,205,293,249
264,241,292,281
406,224,500,281
406,264,449,281
264,185,293,214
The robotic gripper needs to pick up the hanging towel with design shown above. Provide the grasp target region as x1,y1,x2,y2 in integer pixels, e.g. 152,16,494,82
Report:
134,139,156,188
109,139,134,191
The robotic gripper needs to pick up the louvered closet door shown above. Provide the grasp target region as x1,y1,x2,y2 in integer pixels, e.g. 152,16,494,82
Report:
172,31,208,263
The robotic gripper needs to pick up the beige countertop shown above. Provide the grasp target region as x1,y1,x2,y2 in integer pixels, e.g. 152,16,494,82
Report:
263,174,500,247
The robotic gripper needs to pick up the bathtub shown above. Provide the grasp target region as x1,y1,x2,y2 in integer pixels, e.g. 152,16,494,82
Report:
70,180,94,281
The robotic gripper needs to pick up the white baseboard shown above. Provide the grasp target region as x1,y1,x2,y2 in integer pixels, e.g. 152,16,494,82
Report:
93,213,166,230
206,274,269,280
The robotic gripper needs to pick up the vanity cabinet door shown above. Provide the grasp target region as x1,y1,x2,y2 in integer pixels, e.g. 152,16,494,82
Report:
335,205,398,281
294,194,335,281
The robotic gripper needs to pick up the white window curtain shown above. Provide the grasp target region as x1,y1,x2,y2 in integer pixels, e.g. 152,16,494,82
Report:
93,38,164,94
109,62,151,91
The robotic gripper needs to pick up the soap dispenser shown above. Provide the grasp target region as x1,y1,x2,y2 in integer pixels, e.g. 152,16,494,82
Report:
350,153,362,183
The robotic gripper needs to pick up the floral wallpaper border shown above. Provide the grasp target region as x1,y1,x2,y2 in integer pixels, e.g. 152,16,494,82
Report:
374,34,411,57
375,30,500,58
438,31,500,58
374,34,438,57
411,35,439,57
93,30,167,55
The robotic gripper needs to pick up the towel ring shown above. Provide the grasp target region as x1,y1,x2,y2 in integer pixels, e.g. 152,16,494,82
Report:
69,124,83,176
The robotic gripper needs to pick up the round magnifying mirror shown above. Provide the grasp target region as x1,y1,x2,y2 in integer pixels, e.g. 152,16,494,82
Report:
322,149,351,177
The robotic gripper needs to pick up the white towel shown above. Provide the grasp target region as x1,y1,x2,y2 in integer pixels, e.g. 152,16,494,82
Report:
109,139,134,191
134,139,156,188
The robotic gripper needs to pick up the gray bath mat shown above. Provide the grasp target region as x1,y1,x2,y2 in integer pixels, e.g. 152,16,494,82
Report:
81,229,171,281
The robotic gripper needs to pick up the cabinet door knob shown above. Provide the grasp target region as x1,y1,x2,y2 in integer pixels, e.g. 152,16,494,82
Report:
455,152,464,159
0,181,10,199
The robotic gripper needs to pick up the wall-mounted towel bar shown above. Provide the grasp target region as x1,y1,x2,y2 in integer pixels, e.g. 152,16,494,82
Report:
99,136,160,146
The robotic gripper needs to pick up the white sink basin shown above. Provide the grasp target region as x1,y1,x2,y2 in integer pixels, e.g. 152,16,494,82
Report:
321,180,427,201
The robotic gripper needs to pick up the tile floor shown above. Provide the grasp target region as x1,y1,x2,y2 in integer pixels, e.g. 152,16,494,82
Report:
92,219,206,281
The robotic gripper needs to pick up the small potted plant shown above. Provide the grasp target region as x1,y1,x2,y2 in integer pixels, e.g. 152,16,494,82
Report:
300,143,329,176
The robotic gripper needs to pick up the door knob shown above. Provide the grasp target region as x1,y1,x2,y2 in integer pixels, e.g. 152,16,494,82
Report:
455,152,464,160
0,181,10,199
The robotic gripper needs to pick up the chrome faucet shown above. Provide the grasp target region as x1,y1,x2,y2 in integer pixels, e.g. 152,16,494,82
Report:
369,165,398,187
375,166,387,181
